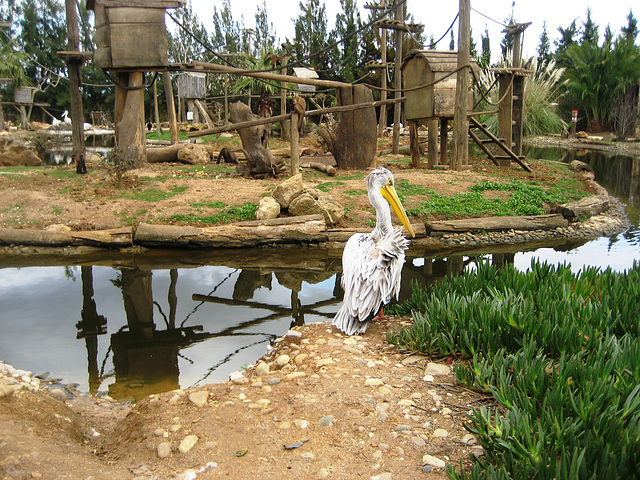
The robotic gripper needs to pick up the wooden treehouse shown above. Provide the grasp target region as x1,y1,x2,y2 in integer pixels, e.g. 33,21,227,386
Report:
402,50,478,168
88,0,184,168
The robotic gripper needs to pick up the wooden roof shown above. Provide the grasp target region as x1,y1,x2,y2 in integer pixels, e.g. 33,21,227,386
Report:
87,0,185,10
401,50,479,74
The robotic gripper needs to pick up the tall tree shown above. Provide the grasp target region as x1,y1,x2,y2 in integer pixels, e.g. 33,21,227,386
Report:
167,0,209,63
479,26,491,69
581,8,599,45
253,0,276,57
554,19,579,67
210,0,242,56
449,29,455,50
331,0,361,83
621,9,638,42
18,0,68,112
537,21,552,64
292,0,330,72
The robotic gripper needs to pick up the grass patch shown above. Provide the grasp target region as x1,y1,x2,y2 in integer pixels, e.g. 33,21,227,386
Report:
344,189,367,196
164,202,257,225
408,179,588,219
191,201,226,209
388,260,640,479
115,185,188,202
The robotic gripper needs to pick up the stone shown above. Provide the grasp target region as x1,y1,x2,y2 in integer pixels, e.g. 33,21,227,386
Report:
424,363,450,376
461,433,477,446
371,472,393,480
294,353,308,364
364,378,384,386
306,188,345,225
294,419,309,429
411,436,427,448
394,425,412,432
49,388,67,401
273,173,303,208
284,372,306,381
275,354,290,367
286,329,303,339
188,391,209,408
288,190,345,226
256,196,281,220
401,355,424,366
318,415,334,426
176,143,210,165
178,435,199,454
157,442,172,459
433,428,448,438
255,362,270,377
422,454,446,468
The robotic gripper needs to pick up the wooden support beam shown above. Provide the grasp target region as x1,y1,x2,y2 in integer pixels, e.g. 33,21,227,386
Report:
451,0,470,170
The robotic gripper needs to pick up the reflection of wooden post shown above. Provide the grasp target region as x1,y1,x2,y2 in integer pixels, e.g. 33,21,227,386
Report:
163,72,179,144
428,119,438,167
512,75,524,155
280,54,289,141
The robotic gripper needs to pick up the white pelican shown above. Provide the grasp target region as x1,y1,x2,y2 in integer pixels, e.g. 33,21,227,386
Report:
332,167,415,336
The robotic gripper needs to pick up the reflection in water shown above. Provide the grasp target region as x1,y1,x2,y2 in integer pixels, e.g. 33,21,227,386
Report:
1,147,638,402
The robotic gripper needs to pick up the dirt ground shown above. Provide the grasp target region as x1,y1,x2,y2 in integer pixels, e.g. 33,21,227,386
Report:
0,130,637,480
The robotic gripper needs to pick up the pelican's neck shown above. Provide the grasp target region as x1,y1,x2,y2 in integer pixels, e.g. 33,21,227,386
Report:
369,187,392,239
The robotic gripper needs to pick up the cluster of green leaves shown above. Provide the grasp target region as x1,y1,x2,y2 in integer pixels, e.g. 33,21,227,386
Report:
164,202,257,225
388,260,640,479
407,179,586,219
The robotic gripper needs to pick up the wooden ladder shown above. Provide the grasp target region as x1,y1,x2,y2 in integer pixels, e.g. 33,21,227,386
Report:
468,117,532,172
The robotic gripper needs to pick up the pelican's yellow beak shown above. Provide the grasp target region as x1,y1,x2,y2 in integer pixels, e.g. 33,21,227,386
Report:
381,183,416,238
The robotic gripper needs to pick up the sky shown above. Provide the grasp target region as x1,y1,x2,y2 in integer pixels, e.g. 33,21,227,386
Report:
186,0,637,62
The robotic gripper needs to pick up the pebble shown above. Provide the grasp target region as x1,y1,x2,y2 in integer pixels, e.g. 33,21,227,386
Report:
294,419,309,429
286,329,303,339
318,415,334,426
371,473,392,480
284,372,306,381
49,388,67,401
255,362,270,377
422,454,446,468
153,428,166,437
378,443,390,450
294,354,308,364
401,355,424,366
433,428,448,438
188,391,209,408
276,355,290,367
364,378,384,386
178,435,199,454
268,378,281,385
411,436,427,447
394,425,412,432
461,433,477,445
424,363,450,376
157,442,172,459
377,412,388,422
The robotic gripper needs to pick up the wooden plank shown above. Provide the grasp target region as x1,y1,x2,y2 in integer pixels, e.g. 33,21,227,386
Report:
109,23,168,67
426,214,568,233
96,0,184,8
106,6,166,23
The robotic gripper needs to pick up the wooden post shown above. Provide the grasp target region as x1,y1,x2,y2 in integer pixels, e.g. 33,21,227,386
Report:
391,1,404,155
115,72,146,168
152,77,163,139
428,118,438,168
440,118,448,165
64,0,86,163
498,73,513,151
290,113,299,175
377,0,388,137
163,72,179,144
409,120,420,168
451,0,470,170
280,53,289,141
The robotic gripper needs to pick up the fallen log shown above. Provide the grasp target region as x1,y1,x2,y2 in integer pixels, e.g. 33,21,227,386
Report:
425,214,568,233
301,162,337,176
0,227,133,247
134,214,328,248
146,144,221,164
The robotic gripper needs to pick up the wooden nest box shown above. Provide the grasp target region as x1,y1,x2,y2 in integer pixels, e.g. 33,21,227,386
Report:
88,0,185,69
402,50,479,121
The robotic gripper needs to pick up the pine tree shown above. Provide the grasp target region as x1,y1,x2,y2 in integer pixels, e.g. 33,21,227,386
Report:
620,9,638,43
331,0,361,83
479,26,491,69
537,21,552,64
581,8,599,45
167,0,209,63
253,0,276,57
292,0,330,72
449,29,455,50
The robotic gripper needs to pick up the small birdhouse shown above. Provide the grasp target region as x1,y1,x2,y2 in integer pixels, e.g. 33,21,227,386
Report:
177,73,206,99
292,68,319,93
401,50,478,121
88,0,184,69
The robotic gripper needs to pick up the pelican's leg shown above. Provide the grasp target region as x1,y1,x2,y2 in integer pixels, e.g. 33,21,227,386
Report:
371,307,385,322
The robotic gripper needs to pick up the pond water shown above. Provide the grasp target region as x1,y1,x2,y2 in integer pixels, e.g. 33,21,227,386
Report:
1,146,638,402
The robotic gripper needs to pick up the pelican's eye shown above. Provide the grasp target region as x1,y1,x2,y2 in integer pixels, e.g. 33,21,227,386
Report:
387,179,393,187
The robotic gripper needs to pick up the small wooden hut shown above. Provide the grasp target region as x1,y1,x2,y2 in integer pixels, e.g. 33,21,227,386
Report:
401,50,478,167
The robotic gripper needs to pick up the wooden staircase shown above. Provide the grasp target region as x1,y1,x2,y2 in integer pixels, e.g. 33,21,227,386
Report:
468,117,532,172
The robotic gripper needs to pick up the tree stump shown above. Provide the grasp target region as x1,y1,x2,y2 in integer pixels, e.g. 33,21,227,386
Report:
318,85,377,170
229,101,284,178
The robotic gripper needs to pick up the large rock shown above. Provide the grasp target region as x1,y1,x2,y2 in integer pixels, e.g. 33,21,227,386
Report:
176,143,211,165
273,174,303,208
256,196,281,220
289,188,345,226
556,195,610,222
0,135,42,166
